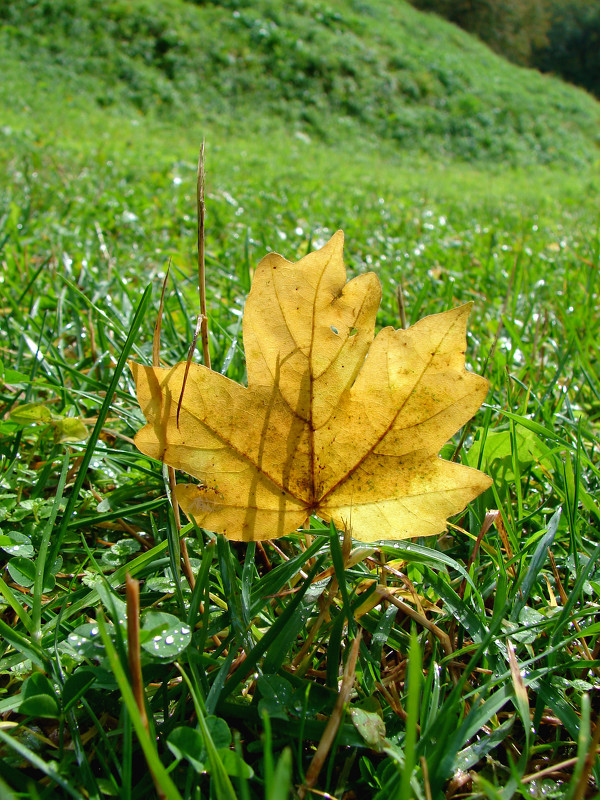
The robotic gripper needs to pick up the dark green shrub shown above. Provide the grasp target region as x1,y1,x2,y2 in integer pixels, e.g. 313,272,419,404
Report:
533,0,600,99
407,0,550,65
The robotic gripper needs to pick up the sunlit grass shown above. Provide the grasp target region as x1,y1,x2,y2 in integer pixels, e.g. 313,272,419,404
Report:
1,1,600,796
1,119,599,796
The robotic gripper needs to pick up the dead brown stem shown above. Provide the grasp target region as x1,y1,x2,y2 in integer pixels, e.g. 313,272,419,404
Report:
197,141,211,369
126,575,148,733
375,586,453,658
396,281,407,330
299,632,362,798
176,313,203,429
151,261,196,590
126,575,169,800
548,550,595,668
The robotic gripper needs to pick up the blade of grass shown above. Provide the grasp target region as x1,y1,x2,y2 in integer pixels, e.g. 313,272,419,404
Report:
32,451,70,645
249,535,324,618
398,628,422,799
176,663,238,800
270,747,293,800
0,726,81,799
299,631,361,799
48,284,152,571
329,523,356,636
197,140,211,369
510,507,561,621
40,537,170,637
220,556,325,702
565,693,591,800
97,613,183,800
550,540,600,648
217,535,254,654
0,618,47,670
0,577,32,632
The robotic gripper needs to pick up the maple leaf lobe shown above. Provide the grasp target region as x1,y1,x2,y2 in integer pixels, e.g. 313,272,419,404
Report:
132,232,491,542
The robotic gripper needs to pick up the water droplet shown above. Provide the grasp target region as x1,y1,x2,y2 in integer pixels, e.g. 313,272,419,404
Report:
164,635,174,645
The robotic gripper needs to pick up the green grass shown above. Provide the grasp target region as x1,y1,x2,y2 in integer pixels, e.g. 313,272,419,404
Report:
1,0,600,797
2,0,600,166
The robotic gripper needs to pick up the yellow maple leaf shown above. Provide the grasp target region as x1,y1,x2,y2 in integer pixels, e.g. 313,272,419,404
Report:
131,231,491,542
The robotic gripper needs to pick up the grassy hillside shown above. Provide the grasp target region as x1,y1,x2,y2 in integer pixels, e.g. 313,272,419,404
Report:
2,0,600,166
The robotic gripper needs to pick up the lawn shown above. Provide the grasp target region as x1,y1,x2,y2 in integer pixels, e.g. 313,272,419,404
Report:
1,1,600,798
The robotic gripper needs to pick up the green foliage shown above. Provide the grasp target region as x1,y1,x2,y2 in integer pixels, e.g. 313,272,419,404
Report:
533,0,600,99
1,120,599,794
1,0,600,165
408,0,600,100
0,1,600,797
409,0,550,64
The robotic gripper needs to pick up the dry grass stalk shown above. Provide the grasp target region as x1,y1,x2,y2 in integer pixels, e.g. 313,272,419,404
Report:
125,574,148,733
299,631,362,799
197,140,211,369
153,261,196,590
375,586,453,658
126,575,168,800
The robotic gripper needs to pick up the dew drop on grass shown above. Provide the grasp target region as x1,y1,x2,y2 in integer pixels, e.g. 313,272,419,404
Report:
64,623,108,660
141,613,192,658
